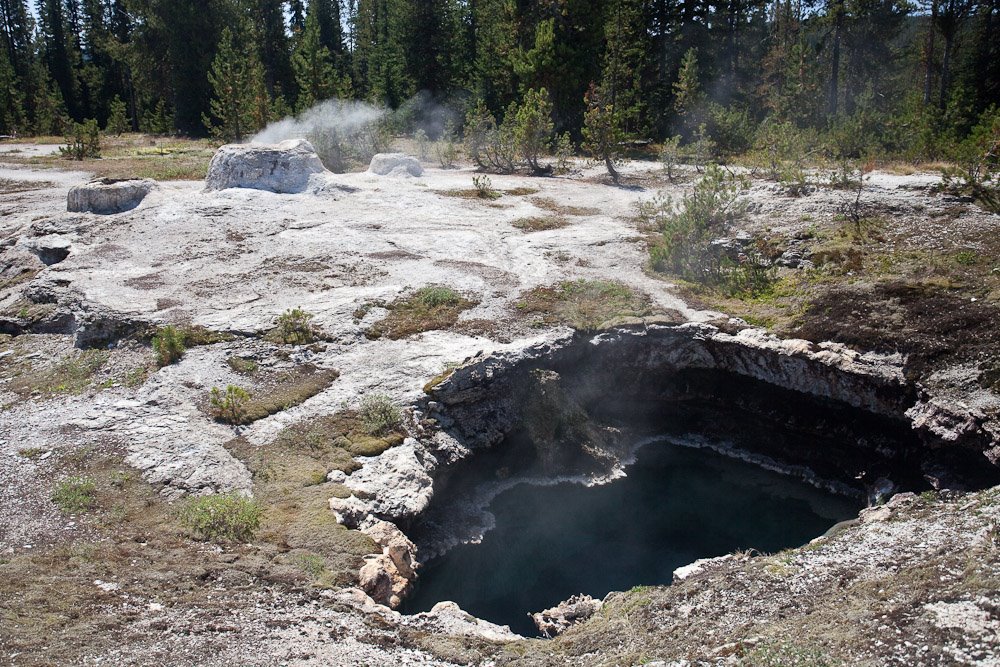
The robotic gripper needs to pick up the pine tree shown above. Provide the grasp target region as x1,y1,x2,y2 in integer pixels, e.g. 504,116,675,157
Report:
582,82,625,182
106,93,127,135
293,6,348,110
203,26,269,142
673,47,702,135
0,43,26,134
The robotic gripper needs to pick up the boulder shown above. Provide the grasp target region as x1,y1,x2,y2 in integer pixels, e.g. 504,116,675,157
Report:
530,594,603,638
67,178,157,214
205,139,327,193
368,153,423,177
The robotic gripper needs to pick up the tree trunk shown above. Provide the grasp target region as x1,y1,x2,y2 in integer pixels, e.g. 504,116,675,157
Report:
923,0,938,105
828,0,844,116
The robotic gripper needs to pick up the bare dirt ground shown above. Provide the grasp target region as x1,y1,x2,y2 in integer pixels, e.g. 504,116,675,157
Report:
1,142,999,665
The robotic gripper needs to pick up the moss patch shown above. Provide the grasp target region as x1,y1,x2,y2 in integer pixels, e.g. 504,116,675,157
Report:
366,285,477,340
224,365,339,425
515,280,655,331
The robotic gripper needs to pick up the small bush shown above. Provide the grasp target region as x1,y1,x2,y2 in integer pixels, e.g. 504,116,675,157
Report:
464,100,517,173
434,119,458,168
472,174,499,200
274,308,316,345
179,492,262,542
152,325,186,366
209,385,251,424
60,119,101,160
52,476,97,513
359,394,403,436
553,132,574,174
645,165,747,280
511,87,554,174
659,135,683,181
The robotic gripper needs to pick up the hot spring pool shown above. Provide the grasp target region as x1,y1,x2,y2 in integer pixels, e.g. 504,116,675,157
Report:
402,440,860,636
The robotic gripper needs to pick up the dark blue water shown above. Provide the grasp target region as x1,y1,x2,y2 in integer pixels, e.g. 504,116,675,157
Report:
403,441,860,636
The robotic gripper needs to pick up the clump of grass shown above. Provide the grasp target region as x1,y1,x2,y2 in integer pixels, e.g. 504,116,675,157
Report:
292,552,327,578
512,215,568,232
178,492,262,543
52,476,97,514
209,385,251,424
359,394,403,436
366,285,476,340
226,356,259,375
955,250,979,266
152,325,185,366
515,279,654,331
17,447,45,459
270,308,318,345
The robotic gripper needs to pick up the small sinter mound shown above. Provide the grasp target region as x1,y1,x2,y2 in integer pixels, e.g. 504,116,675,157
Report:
205,139,327,193
368,153,423,177
67,178,157,214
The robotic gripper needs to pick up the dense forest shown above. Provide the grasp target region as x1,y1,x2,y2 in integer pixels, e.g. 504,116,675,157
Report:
0,0,998,160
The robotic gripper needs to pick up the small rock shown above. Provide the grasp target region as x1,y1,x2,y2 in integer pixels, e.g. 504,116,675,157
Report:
530,594,603,638
368,153,423,177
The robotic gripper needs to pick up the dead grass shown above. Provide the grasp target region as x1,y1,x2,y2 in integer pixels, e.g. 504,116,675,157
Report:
366,285,477,340
8,349,110,397
530,196,601,217
512,215,569,232
515,279,655,331
2,134,215,181
0,178,57,194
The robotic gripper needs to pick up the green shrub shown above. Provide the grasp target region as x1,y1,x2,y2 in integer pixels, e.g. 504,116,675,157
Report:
943,105,1000,212
511,87,555,174
645,165,774,295
152,325,186,366
359,393,403,436
52,476,97,513
464,100,517,174
706,103,756,157
659,135,683,181
60,119,101,160
179,492,262,542
553,132,574,174
645,165,746,278
472,174,499,200
274,308,316,345
209,385,251,424
434,119,458,168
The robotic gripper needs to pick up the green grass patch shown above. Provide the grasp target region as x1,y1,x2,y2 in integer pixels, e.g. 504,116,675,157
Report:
366,285,477,340
52,476,97,513
515,279,655,331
